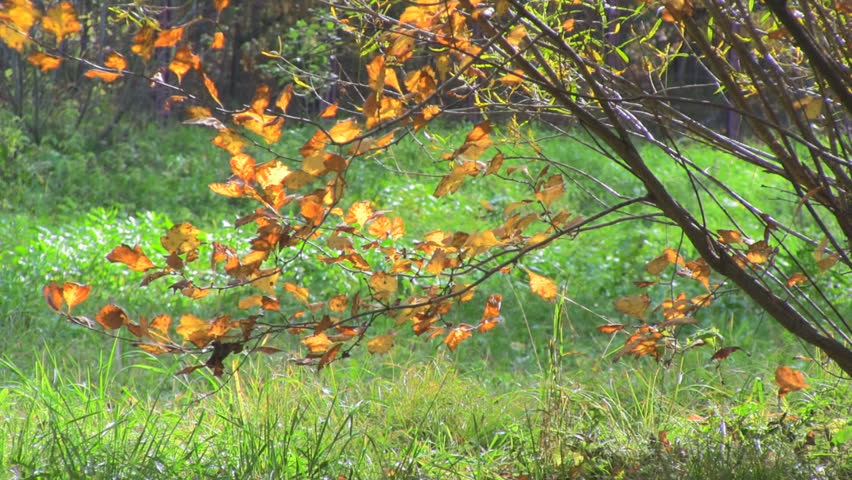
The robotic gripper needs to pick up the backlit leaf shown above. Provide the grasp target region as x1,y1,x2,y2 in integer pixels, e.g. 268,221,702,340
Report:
42,2,80,43
107,244,156,271
775,366,809,397
328,119,361,144
275,84,293,113
154,27,184,47
96,304,128,330
251,268,280,295
345,200,373,226
43,282,63,311
27,52,62,72
131,26,155,60
320,102,338,118
786,272,808,287
369,272,398,300
597,324,625,334
84,52,127,82
211,31,225,49
328,294,348,312
168,45,199,83
161,223,201,254
526,269,557,302
284,282,310,304
716,229,743,245
444,327,472,352
176,314,212,348
481,293,503,320
745,240,772,264
213,0,229,14
646,248,682,275
61,282,90,310
0,0,39,52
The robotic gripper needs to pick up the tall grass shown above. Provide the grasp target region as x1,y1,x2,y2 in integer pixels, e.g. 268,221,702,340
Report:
1,116,850,478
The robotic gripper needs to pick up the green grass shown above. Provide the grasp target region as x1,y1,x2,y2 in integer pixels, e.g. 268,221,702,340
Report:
1,113,850,478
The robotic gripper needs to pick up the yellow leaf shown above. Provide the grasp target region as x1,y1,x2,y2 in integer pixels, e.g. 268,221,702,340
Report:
535,174,564,207
284,282,310,304
369,272,398,300
0,0,40,52
251,268,281,295
328,119,361,144
367,334,395,354
302,332,333,353
160,222,201,254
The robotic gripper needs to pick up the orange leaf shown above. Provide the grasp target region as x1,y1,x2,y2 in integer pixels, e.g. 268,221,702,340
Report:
213,0,230,14
613,294,650,320
328,119,361,144
775,366,809,397
176,314,212,348
597,324,625,334
27,52,62,72
42,2,80,43
319,102,338,118
562,18,575,32
211,31,225,49
154,26,184,47
444,327,472,352
96,304,128,330
526,269,557,302
61,282,91,310
367,334,395,354
646,248,682,275
84,52,127,82
284,282,310,304
481,293,503,320
302,332,333,353
43,282,64,311
107,244,157,272
535,174,564,207
328,294,348,312
345,200,373,226
786,272,808,287
275,84,294,113
169,44,200,83
131,25,155,60
0,0,40,52
203,73,222,107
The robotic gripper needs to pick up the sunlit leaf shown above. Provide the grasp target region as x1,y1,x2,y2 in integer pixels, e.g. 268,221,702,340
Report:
481,293,503,320
0,0,39,52
251,268,280,295
745,240,772,264
284,282,310,304
535,174,564,208
328,119,361,144
646,248,683,275
319,102,338,118
107,244,157,272
211,31,225,49
84,52,127,82
176,314,211,348
213,0,229,14
367,334,394,354
155,26,184,47
27,52,62,72
597,324,625,334
168,45,199,83
160,223,201,254
444,327,472,352
43,282,64,311
61,282,90,310
131,25,155,60
526,269,557,302
369,271,398,300
345,200,373,226
302,332,333,353
716,229,743,245
786,272,808,287
96,304,128,330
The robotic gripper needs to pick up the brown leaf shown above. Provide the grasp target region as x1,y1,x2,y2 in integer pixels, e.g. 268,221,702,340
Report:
369,272,398,300
613,294,650,320
96,304,128,330
43,282,64,311
711,346,741,362
716,229,743,245
597,324,625,334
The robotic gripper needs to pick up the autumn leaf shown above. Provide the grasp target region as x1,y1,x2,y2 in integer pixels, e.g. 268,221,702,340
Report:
319,102,338,118
711,346,741,362
131,25,155,60
302,332,333,353
213,0,230,14
481,293,503,320
328,294,348,312
251,268,281,295
786,272,808,287
284,282,310,304
597,324,625,334
717,229,743,245
96,304,128,330
160,222,201,254
369,272,398,300
646,248,683,275
275,84,294,113
61,282,91,310
27,52,62,72
535,174,564,207
367,334,395,354
613,294,650,320
0,0,39,52
176,314,212,348
775,366,809,397
345,200,373,226
154,26,184,47
43,282,64,311
328,119,362,144
107,244,157,272
526,269,557,302
169,45,199,83
745,240,772,264
84,52,127,82
211,31,225,49
444,327,472,352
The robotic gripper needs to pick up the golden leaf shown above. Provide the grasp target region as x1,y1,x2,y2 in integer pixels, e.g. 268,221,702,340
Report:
176,314,211,348
211,31,225,49
369,272,398,300
444,327,472,352
526,269,557,302
535,174,564,207
786,272,808,287
27,52,62,72
251,268,280,295
284,282,310,304
481,293,503,320
0,0,39,52
154,26,184,47
302,332,333,353
367,334,395,354
160,223,201,254
107,244,156,272
131,26,155,60
168,44,199,83
61,282,91,310
716,229,743,245
84,52,127,82
745,240,772,264
43,282,64,311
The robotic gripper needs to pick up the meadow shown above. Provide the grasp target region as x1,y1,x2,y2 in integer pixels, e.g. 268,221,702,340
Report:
1,110,850,479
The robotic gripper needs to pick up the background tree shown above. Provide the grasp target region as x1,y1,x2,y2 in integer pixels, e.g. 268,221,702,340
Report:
3,0,848,377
